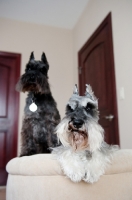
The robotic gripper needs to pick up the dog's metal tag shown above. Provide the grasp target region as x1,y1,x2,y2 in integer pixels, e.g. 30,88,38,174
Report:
29,102,37,112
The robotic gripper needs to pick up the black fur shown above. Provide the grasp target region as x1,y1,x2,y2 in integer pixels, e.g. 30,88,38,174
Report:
16,52,60,156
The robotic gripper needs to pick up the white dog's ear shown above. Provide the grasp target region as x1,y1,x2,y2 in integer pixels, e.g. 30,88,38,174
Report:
73,84,79,95
85,84,97,101
87,121,104,152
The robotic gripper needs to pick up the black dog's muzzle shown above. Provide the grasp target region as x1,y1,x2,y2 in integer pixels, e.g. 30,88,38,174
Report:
27,72,38,83
29,73,36,82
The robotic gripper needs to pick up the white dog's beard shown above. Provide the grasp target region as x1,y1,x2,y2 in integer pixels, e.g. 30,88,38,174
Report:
67,122,88,151
56,118,104,152
53,118,118,183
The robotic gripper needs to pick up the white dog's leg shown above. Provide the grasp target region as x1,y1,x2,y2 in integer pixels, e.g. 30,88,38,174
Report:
83,151,111,183
58,149,86,182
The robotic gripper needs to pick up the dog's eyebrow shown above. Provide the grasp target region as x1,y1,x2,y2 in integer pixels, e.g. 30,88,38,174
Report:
81,98,96,107
68,100,78,110
69,103,76,110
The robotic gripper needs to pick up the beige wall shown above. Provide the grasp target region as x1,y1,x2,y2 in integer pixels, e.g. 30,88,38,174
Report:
0,0,132,152
0,18,74,154
73,0,132,148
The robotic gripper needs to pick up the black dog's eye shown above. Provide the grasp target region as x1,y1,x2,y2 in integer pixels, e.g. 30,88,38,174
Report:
66,105,74,112
40,68,47,74
85,103,95,111
25,66,32,72
26,63,32,71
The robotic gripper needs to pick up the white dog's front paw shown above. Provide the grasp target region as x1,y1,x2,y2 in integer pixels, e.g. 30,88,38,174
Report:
83,172,100,183
58,150,85,182
66,171,84,182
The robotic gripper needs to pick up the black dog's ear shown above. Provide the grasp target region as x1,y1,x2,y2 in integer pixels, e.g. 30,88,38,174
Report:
41,52,49,70
29,52,35,61
41,52,48,65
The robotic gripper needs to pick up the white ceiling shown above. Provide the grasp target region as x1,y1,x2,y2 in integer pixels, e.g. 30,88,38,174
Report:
0,0,89,29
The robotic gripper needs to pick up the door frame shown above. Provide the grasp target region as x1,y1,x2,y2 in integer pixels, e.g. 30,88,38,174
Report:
78,12,120,145
0,51,21,158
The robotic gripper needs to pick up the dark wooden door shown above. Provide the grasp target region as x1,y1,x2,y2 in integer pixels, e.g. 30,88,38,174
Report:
0,51,21,185
78,13,119,145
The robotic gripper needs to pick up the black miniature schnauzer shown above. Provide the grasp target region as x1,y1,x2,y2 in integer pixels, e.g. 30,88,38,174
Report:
16,52,61,156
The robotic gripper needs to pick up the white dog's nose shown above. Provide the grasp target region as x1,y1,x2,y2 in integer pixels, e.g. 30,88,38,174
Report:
73,119,84,128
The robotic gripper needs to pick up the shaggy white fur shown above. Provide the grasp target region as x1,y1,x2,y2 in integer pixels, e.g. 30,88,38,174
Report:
52,84,118,183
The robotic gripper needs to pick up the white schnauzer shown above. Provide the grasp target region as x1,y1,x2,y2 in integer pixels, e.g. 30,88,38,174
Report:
52,84,118,183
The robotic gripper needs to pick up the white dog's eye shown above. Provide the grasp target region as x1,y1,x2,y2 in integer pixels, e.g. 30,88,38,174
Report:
85,103,95,111
66,105,74,112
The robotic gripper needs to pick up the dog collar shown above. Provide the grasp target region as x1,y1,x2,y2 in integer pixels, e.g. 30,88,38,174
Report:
29,94,37,112
29,102,37,112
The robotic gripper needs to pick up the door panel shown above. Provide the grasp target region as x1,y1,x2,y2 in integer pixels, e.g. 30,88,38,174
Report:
0,51,21,185
78,13,119,145
0,65,9,116
84,43,107,110
0,132,6,168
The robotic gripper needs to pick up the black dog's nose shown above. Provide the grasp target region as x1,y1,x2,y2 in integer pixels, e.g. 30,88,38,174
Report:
72,118,84,128
29,74,35,82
